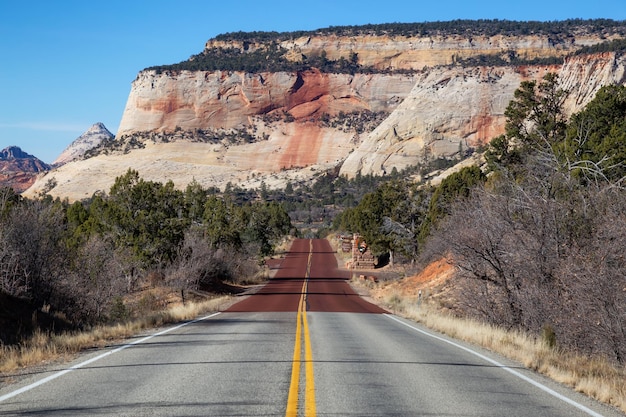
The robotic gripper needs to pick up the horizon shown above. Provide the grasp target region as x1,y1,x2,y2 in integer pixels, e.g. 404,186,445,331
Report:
1,0,626,164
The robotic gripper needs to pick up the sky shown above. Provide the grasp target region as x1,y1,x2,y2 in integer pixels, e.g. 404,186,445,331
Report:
1,0,626,164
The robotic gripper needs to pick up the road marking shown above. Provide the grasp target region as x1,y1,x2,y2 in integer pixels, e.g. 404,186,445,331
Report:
0,312,222,403
302,288,316,417
286,241,317,417
286,293,303,416
384,314,606,417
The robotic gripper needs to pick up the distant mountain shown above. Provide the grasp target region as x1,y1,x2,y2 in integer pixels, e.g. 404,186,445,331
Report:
53,122,114,166
0,146,50,192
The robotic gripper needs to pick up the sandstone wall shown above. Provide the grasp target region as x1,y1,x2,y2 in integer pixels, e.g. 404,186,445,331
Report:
209,32,603,71
117,70,417,135
119,29,612,137
340,53,626,177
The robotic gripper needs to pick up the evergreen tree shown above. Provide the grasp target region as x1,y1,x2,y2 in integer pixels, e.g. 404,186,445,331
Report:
564,85,626,185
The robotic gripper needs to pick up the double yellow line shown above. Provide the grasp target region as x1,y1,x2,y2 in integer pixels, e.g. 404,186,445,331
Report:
285,241,316,417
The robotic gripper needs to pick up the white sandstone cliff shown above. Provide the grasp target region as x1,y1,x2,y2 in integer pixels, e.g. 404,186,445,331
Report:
340,53,626,177
53,122,114,166
117,70,417,135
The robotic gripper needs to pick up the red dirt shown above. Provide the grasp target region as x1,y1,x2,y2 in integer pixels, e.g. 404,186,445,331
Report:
370,257,456,300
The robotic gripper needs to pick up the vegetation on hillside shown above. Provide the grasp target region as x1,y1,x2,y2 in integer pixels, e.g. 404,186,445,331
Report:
84,110,387,160
147,44,372,75
213,19,626,41
574,37,626,56
145,19,626,75
86,125,268,158
454,52,564,67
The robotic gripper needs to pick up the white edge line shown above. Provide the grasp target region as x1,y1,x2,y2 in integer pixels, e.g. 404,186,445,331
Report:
0,312,222,403
384,313,606,417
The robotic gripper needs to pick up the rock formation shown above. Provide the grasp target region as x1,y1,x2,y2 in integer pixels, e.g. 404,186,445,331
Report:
341,53,626,177
0,146,50,192
53,122,115,166
24,21,626,200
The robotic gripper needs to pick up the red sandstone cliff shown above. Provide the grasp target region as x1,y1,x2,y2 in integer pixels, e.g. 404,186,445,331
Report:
0,147,50,193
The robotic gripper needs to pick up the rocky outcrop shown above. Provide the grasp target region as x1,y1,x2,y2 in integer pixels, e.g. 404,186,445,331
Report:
0,147,50,192
560,52,626,110
118,29,609,137
208,31,603,71
341,53,626,177
22,124,359,202
53,122,114,166
117,70,416,135
1,146,34,161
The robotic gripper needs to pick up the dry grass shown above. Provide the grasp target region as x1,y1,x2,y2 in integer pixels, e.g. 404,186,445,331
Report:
0,295,232,375
368,287,626,414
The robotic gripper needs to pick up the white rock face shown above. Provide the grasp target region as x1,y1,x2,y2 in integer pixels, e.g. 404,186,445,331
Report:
559,52,626,112
340,66,545,176
53,122,114,166
23,125,357,202
340,53,626,177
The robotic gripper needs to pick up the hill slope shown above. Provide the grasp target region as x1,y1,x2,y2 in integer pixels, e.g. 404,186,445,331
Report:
53,122,115,166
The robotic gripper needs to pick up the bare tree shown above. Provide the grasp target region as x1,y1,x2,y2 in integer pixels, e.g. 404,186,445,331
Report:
59,235,129,324
166,229,259,303
554,189,626,362
1,199,68,305
435,189,526,328
0,228,30,297
431,171,626,363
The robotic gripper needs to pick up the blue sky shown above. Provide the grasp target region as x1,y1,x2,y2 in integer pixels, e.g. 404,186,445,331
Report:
1,0,626,163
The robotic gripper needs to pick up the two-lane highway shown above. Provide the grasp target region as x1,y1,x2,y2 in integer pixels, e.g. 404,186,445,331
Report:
0,239,621,416
228,239,385,314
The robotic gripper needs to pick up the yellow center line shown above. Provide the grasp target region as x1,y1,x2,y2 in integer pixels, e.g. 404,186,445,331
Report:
285,296,302,417
302,291,316,417
285,241,316,417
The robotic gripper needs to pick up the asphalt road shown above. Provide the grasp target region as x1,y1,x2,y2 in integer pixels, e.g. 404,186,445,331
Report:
0,239,621,416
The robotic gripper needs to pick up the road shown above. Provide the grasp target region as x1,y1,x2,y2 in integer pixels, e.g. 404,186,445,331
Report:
0,239,621,416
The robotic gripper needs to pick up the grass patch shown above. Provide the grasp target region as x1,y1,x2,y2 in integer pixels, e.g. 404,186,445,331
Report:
0,296,232,375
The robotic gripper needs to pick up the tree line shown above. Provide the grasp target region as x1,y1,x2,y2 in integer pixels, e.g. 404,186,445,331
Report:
0,170,293,340
147,19,626,75
214,19,626,42
147,45,367,75
0,158,425,345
